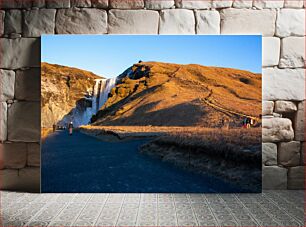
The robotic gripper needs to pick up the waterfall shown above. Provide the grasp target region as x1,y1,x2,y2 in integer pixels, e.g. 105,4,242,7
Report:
97,77,116,111
59,77,116,127
92,79,102,114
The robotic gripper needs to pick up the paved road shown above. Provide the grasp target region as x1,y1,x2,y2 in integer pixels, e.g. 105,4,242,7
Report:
42,130,244,193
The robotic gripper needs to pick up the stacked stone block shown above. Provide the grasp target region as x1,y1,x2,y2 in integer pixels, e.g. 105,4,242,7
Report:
262,100,305,190
0,0,304,192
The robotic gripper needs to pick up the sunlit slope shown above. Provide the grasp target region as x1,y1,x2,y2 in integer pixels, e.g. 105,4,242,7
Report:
92,62,262,127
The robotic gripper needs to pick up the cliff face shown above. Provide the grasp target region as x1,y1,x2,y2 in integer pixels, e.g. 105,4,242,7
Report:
41,62,103,128
92,62,262,127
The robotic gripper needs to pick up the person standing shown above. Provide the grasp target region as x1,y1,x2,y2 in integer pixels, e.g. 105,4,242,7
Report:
246,117,251,128
68,122,73,135
243,118,247,128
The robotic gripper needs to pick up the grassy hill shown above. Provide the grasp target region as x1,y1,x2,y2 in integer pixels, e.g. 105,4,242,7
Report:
92,62,262,127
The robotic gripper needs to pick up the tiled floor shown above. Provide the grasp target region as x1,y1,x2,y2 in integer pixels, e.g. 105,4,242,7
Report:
1,190,304,226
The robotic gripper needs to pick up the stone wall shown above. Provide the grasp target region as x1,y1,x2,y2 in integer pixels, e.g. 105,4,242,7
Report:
0,0,305,192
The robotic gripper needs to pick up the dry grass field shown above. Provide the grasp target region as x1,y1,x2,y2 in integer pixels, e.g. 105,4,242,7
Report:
80,125,261,191
80,125,260,144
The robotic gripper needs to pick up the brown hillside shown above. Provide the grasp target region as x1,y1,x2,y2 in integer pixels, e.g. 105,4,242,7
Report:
92,62,261,127
41,62,103,128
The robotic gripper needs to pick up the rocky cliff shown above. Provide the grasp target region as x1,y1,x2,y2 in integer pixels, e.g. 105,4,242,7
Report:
41,62,103,128
92,62,262,127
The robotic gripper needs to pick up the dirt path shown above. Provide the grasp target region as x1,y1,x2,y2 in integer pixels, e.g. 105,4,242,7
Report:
201,88,260,121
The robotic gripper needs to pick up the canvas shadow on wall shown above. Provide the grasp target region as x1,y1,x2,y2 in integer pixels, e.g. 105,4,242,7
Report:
40,35,262,193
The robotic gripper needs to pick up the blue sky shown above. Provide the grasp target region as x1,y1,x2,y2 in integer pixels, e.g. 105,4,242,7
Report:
42,35,261,78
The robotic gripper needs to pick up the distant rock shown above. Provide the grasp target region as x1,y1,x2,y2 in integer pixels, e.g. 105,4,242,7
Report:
41,62,102,128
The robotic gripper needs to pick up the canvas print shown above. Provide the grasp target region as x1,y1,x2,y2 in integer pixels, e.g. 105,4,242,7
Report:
41,35,262,193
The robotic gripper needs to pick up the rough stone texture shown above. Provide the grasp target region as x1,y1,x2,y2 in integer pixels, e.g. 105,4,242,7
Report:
46,0,70,8
0,0,32,9
15,68,41,101
0,10,4,35
0,38,40,69
274,101,297,113
27,143,40,167
262,68,305,101
91,0,108,8
145,0,175,9
253,0,284,8
108,10,159,34
175,0,212,9
262,143,277,166
0,169,19,190
159,9,195,34
288,166,304,189
8,102,40,142
212,0,233,8
19,167,40,192
0,69,15,102
263,101,274,115
273,112,282,118
276,9,305,37
284,0,304,8
24,9,56,37
0,143,27,169
294,101,305,141
301,142,305,165
262,37,280,67
32,0,46,8
220,9,276,36
110,0,144,9
0,102,7,142
232,0,253,8
278,141,301,167
56,8,107,34
0,168,40,192
195,10,220,34
71,0,92,7
262,118,294,142
263,166,288,189
280,37,305,68
4,9,22,35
